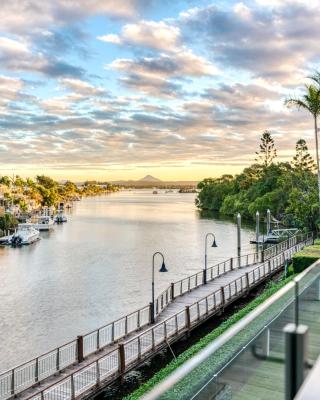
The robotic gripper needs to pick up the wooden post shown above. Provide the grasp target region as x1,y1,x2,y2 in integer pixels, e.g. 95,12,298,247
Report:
10,369,14,395
137,336,141,359
70,375,75,400
56,348,60,372
149,302,153,324
111,322,115,342
125,316,128,335
96,329,100,351
96,360,100,386
185,306,191,332
35,358,39,383
151,328,155,350
137,310,140,329
230,257,233,270
220,287,225,306
171,282,175,300
77,336,84,363
118,344,126,376
245,273,250,292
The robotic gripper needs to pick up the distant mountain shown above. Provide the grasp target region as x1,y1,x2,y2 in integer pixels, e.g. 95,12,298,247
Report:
138,175,162,183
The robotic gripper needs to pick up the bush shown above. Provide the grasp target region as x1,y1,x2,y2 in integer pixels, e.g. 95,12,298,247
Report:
292,244,320,273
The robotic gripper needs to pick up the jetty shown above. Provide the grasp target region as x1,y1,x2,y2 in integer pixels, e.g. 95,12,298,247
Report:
0,233,313,400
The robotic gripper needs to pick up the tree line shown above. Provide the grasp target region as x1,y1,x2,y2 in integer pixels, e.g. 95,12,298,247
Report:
196,71,320,233
196,132,318,232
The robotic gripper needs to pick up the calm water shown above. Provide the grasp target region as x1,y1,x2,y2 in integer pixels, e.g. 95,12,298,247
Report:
0,190,255,371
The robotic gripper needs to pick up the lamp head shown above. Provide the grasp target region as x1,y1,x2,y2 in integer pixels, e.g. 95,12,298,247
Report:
211,238,217,248
159,260,168,272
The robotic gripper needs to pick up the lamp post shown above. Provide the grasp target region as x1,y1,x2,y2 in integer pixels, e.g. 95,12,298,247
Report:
204,233,217,284
237,213,241,258
151,251,168,324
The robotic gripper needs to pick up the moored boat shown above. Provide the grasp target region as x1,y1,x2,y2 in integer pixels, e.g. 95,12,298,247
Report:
31,215,55,231
10,224,40,245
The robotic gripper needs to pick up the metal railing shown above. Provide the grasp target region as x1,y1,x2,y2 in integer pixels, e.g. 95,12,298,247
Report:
20,234,312,400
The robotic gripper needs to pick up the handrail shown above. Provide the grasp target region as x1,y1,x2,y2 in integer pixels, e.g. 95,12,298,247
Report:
20,234,312,400
0,232,312,400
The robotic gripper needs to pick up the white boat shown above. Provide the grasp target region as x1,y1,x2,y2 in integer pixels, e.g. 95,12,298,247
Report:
10,224,40,245
250,228,300,244
31,215,55,231
54,212,67,223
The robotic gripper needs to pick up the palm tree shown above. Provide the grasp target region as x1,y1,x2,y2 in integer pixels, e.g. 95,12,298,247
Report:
285,83,320,202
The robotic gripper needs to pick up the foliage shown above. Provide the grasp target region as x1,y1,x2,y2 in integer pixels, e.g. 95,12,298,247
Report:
292,244,320,273
125,276,295,400
197,132,320,232
0,213,18,231
293,139,316,171
0,174,119,210
255,130,277,168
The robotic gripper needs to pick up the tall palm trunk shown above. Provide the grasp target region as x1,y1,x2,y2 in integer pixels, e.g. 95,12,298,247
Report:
314,114,320,203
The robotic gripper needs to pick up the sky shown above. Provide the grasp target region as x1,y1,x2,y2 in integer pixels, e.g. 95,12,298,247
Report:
0,0,320,181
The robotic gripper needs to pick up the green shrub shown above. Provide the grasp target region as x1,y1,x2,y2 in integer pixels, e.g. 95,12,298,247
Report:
292,244,320,273
314,238,320,245
125,276,294,400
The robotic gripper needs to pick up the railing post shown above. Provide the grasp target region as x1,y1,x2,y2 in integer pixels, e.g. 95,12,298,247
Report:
137,310,140,329
203,269,207,285
77,335,84,363
118,343,126,376
35,357,39,383
97,329,100,351
220,287,225,306
125,316,128,335
171,282,175,300
111,322,115,342
175,315,179,333
230,258,233,270
149,302,154,324
10,369,14,395
245,273,250,291
56,348,60,372
71,374,75,400
151,328,155,350
261,249,264,263
96,360,100,386
138,336,141,359
185,306,191,331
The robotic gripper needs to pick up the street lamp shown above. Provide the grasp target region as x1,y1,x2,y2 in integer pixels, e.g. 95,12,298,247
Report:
204,233,217,284
151,251,168,324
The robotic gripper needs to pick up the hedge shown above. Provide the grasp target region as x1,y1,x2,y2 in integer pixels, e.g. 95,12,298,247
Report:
292,244,320,273
125,276,295,400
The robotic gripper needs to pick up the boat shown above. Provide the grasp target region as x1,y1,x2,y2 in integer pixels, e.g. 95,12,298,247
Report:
30,215,55,231
10,224,40,245
250,228,300,244
153,190,158,194
54,212,67,223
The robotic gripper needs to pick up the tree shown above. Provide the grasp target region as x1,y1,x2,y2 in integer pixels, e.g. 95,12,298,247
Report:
285,82,320,202
255,131,277,168
0,176,11,186
292,139,316,171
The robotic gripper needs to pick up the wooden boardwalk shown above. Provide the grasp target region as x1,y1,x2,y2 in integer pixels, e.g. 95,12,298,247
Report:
0,233,312,400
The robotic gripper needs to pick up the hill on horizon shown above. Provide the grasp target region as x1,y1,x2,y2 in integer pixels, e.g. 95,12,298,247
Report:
138,175,162,182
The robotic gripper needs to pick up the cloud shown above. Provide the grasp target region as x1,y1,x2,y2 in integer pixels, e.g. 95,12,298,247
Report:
59,78,107,97
179,2,320,84
98,20,181,52
109,51,218,96
0,0,147,35
0,36,85,77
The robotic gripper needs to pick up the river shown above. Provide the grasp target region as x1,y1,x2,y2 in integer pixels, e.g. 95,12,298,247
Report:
0,190,255,371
